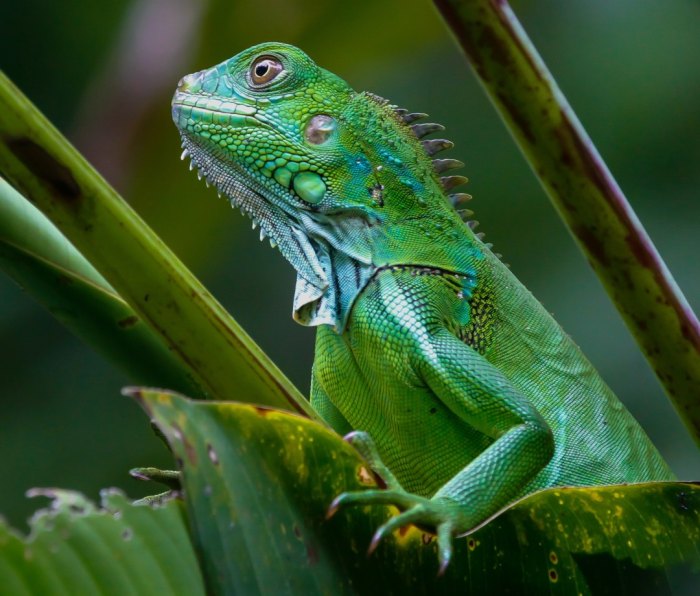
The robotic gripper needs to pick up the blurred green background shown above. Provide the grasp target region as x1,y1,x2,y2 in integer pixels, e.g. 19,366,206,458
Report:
1,0,698,530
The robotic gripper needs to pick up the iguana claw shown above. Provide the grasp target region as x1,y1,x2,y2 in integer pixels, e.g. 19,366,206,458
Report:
331,430,464,571
328,488,461,573
342,431,403,491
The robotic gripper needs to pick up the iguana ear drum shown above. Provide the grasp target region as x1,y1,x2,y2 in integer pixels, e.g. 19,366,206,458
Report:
304,114,337,145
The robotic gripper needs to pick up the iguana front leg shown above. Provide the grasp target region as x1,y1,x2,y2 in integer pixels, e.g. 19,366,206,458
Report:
329,329,555,572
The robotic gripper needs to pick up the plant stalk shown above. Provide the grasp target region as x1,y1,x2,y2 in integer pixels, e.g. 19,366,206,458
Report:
433,0,700,444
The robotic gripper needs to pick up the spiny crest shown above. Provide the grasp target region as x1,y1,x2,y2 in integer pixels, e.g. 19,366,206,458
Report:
368,94,475,219
391,104,501,253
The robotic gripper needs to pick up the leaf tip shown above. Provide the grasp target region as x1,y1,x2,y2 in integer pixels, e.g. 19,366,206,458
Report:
121,386,144,400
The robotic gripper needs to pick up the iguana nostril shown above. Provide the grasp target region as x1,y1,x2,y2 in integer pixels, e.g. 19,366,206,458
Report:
177,71,204,93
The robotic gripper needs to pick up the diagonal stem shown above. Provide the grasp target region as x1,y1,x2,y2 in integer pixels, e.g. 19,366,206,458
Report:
0,71,315,419
433,0,700,445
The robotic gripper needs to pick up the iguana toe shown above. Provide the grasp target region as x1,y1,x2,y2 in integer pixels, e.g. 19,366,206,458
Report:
328,488,464,572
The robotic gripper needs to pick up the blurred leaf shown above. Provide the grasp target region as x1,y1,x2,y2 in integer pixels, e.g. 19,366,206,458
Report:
432,0,700,445
0,489,205,596
0,177,198,395
0,70,316,418
136,388,700,594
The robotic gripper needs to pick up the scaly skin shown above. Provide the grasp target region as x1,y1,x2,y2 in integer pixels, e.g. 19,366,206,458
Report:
172,43,674,570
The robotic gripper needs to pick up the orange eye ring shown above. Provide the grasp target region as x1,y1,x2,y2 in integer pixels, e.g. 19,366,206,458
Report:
249,56,284,86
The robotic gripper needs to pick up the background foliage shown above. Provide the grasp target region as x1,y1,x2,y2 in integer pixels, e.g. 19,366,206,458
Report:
1,0,699,530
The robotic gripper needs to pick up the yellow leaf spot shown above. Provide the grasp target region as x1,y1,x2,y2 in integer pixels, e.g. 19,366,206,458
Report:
357,466,374,485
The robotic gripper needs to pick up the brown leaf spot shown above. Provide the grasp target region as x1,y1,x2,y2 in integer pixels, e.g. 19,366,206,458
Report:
559,118,610,193
252,405,274,416
431,1,486,81
478,25,511,69
573,225,609,268
7,137,81,202
306,544,318,566
183,436,197,465
117,315,139,329
497,91,535,145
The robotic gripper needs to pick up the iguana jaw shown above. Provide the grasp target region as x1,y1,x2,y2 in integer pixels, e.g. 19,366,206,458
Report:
178,133,330,308
179,129,377,330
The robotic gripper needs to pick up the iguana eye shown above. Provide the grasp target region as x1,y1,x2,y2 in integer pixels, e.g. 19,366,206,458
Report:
249,56,283,86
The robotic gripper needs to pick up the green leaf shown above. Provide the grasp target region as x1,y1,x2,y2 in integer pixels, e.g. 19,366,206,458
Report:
136,388,700,594
0,177,199,395
432,0,700,445
0,489,205,596
0,72,314,418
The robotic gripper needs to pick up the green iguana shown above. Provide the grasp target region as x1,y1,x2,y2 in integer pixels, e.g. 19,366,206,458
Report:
171,42,674,570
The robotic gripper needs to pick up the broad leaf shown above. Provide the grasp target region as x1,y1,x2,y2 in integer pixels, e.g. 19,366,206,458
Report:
0,489,205,595
136,388,700,594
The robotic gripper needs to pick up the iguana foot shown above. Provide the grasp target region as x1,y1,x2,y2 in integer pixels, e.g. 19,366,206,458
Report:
328,488,464,574
336,430,468,572
327,490,464,575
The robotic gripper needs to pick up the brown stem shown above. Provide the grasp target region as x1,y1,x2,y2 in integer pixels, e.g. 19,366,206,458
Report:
434,0,700,445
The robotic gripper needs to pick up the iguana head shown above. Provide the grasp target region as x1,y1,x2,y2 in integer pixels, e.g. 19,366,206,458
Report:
172,42,474,330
